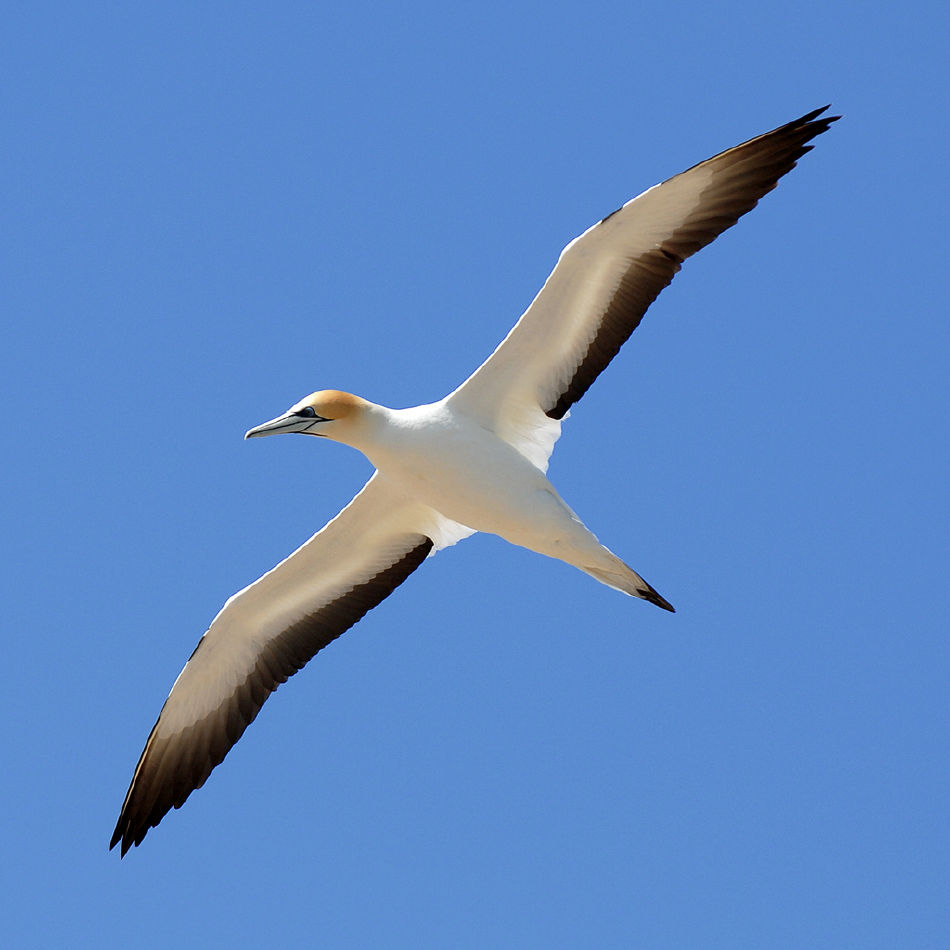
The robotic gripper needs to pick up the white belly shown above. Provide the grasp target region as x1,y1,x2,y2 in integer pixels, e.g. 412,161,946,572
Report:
365,408,602,562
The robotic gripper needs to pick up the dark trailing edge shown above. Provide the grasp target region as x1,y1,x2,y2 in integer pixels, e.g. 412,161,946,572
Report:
110,535,434,856
544,106,839,421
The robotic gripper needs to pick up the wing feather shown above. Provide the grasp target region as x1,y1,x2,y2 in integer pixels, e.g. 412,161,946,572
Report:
110,474,468,855
450,106,839,461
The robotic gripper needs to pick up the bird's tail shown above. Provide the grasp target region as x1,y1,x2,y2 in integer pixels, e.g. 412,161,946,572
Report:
581,553,675,612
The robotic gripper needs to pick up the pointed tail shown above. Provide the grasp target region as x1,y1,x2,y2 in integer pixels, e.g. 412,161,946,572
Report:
582,555,676,612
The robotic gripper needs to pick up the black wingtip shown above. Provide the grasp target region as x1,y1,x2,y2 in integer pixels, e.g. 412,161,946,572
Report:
802,104,842,128
775,105,841,139
109,825,129,857
636,585,676,613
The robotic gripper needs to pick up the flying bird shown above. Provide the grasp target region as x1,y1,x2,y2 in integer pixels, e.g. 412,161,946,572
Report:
111,105,838,855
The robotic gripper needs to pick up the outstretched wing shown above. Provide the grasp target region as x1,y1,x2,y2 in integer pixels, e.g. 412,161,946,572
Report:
449,106,838,470
110,473,472,855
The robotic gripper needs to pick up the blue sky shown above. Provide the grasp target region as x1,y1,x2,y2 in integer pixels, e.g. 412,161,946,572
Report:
3,1,947,947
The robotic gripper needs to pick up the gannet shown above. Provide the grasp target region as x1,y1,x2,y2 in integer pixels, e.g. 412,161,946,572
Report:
111,105,838,855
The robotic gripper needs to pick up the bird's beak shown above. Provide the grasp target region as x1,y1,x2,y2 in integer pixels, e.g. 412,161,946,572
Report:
245,412,317,439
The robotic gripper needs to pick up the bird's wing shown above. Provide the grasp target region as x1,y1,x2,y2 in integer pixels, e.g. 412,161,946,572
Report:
110,473,473,856
448,106,838,470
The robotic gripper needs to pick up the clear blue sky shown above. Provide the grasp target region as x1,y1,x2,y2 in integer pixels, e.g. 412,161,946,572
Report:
3,2,947,947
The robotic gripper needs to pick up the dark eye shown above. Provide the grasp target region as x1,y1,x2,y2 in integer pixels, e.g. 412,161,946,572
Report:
293,406,318,417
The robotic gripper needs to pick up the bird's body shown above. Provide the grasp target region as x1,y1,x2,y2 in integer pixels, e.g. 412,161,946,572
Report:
111,106,838,856
374,402,563,541
316,395,654,598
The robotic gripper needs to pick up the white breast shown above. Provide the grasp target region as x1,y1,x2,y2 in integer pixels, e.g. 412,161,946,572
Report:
362,401,574,542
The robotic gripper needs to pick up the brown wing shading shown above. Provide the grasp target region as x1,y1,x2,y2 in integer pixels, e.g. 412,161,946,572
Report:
544,105,839,419
109,471,463,857
449,106,838,466
110,534,432,856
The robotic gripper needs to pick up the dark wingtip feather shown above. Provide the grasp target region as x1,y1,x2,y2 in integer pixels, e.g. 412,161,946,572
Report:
787,104,840,127
109,535,435,857
636,584,676,613
543,106,839,422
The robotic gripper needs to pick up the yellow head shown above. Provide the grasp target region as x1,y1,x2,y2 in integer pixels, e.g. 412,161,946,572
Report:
244,390,372,441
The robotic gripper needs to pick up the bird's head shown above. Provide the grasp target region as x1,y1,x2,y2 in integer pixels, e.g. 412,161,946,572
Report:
244,390,372,443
